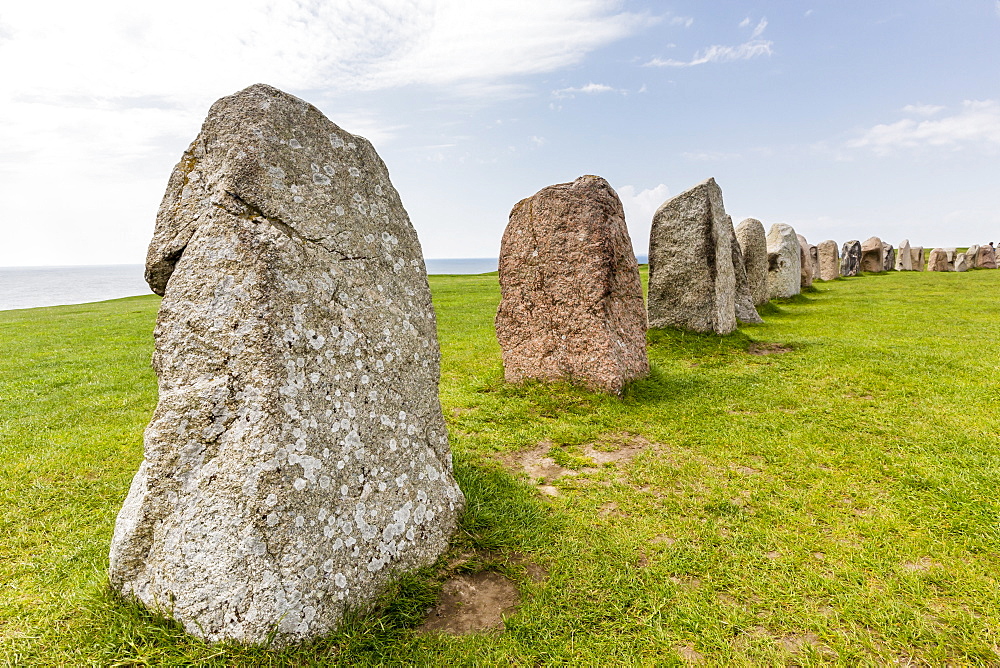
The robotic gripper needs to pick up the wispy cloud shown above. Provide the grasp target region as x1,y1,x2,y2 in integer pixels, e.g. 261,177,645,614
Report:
645,41,773,67
739,17,768,38
901,103,945,116
551,82,624,98
847,100,1000,155
668,15,694,28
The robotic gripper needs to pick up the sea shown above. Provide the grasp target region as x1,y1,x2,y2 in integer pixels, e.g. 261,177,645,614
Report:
0,259,500,312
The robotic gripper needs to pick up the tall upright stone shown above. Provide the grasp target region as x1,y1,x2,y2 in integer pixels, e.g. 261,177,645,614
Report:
928,248,949,271
766,223,801,299
954,252,970,272
895,239,913,271
910,246,925,271
735,218,769,306
496,175,648,393
796,234,813,288
809,244,820,279
881,242,895,272
840,240,861,277
109,84,464,645
976,244,998,269
966,245,981,269
731,236,764,324
816,240,839,281
648,178,739,334
860,237,884,272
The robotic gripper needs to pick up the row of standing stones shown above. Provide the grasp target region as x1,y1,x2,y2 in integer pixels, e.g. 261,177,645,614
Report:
109,83,999,647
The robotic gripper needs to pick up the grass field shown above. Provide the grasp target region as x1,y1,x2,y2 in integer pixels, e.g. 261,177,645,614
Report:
2,267,999,665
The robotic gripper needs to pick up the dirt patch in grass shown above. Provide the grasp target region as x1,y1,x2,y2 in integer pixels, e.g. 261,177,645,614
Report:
675,645,706,664
581,434,650,466
496,433,654,491
498,441,578,482
419,571,520,635
747,342,793,355
902,557,940,572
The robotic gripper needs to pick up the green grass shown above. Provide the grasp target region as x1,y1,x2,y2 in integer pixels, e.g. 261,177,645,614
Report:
3,268,1000,665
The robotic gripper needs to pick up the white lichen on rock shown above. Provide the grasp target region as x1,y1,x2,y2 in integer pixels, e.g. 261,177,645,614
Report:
109,83,464,645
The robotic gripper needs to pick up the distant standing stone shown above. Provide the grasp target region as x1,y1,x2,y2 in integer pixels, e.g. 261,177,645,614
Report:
796,234,813,288
731,236,764,324
895,239,913,271
648,178,739,334
766,223,801,298
860,237,884,273
954,252,970,272
910,246,925,271
735,218,769,306
881,242,895,272
496,175,648,393
976,245,998,269
966,245,981,269
816,240,839,281
109,84,464,645
840,240,861,277
927,248,950,271
809,244,820,279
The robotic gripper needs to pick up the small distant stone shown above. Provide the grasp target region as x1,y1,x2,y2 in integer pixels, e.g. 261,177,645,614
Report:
796,234,813,288
927,248,949,271
816,240,839,281
910,245,925,271
735,218,769,306
896,239,913,271
765,223,801,298
840,240,861,277
860,236,884,273
976,244,997,268
881,241,895,271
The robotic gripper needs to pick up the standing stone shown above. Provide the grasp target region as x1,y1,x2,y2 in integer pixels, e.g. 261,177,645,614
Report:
966,245,981,269
976,244,997,269
860,237,884,273
766,223,801,299
809,245,820,279
796,234,813,288
109,84,464,645
910,246,925,271
816,240,839,281
496,175,648,393
882,242,895,272
928,248,949,271
840,240,861,277
945,248,958,268
731,236,764,324
735,218,769,306
954,252,970,272
647,178,739,334
895,240,913,271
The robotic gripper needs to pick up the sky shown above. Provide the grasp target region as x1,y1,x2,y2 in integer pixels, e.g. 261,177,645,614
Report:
1,0,999,267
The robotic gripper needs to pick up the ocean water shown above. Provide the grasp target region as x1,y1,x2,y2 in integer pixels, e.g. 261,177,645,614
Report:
0,259,501,312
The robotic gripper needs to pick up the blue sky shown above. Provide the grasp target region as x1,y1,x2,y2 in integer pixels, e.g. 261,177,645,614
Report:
1,0,998,266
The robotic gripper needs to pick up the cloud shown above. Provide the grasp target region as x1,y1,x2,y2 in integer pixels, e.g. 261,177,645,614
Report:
551,82,624,98
617,184,670,253
740,17,767,37
668,15,694,28
847,100,1000,155
901,103,945,116
644,40,773,67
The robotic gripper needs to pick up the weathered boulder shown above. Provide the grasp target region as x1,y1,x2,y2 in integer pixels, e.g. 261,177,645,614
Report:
881,242,895,272
109,84,464,645
927,248,949,271
895,239,913,271
840,240,861,277
731,236,764,324
809,244,820,279
734,218,769,306
954,252,970,272
496,175,648,392
945,248,958,266
647,178,738,334
796,234,813,288
766,223,801,299
976,244,997,269
816,240,839,281
860,237,884,273
966,245,981,268
910,246,925,271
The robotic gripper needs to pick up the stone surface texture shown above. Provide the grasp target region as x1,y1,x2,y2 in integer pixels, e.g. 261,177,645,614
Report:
816,240,839,281
731,236,764,324
840,240,861,277
734,218,769,306
910,246,925,271
109,84,464,645
647,178,738,334
495,175,648,393
895,240,913,271
881,242,895,272
860,237,884,273
954,253,970,272
976,245,998,269
766,223,801,299
796,234,813,288
928,248,949,271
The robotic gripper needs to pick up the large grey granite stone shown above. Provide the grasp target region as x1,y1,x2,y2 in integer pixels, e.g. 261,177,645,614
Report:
109,84,464,645
735,218,769,306
766,223,801,299
647,178,738,334
895,239,913,271
731,235,764,324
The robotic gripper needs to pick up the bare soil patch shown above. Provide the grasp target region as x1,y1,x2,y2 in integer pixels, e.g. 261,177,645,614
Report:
419,571,521,635
747,342,793,355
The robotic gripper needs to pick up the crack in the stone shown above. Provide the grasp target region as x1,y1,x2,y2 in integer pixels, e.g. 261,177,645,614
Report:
216,190,373,262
